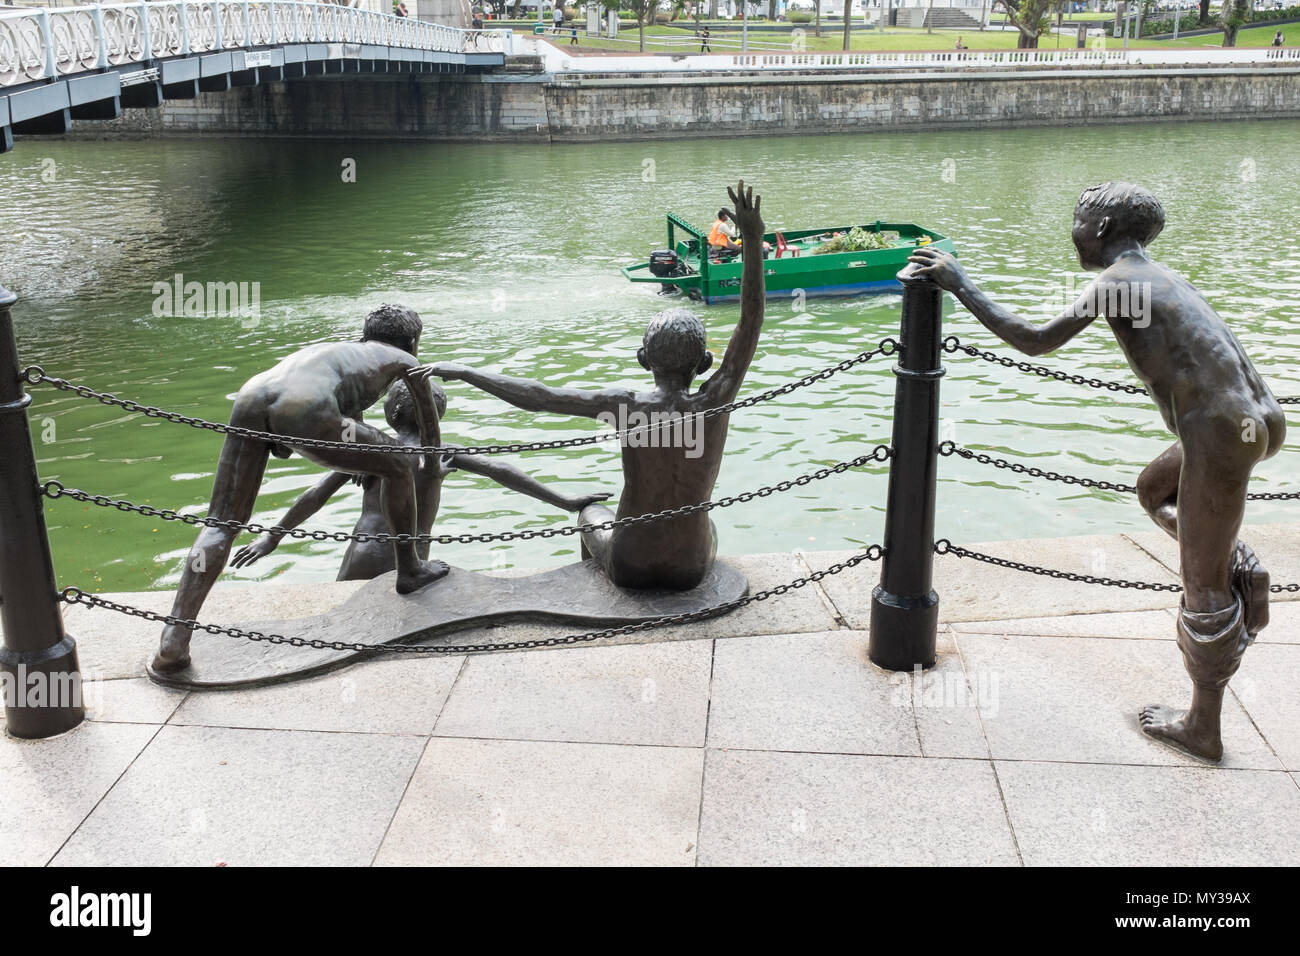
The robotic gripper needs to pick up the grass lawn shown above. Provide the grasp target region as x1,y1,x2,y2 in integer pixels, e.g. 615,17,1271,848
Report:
1183,21,1300,44
556,23,1235,52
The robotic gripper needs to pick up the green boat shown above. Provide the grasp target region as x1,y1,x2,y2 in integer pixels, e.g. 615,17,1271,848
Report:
621,212,957,305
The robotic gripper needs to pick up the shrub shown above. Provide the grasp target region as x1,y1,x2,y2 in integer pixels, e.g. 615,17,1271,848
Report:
788,10,813,22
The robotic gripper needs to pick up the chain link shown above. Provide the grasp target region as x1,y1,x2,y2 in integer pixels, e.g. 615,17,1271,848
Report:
941,336,1148,395
940,441,1300,501
59,546,885,654
21,340,897,458
938,442,1137,494
40,445,890,546
937,539,1298,594
943,336,1300,405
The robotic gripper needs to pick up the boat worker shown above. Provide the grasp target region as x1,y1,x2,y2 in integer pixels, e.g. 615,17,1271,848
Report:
708,209,742,256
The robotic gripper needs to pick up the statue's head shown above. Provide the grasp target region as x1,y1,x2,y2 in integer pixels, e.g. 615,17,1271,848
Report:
385,379,447,434
638,308,713,383
363,303,422,356
1073,182,1165,269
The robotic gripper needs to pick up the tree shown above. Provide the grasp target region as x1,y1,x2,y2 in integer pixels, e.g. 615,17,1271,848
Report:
842,0,852,49
1198,0,1211,26
1219,0,1248,46
926,0,935,34
608,0,657,49
992,0,1054,48
769,0,778,20
813,0,821,37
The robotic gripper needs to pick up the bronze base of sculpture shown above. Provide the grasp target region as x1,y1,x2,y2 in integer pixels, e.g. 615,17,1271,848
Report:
145,559,748,690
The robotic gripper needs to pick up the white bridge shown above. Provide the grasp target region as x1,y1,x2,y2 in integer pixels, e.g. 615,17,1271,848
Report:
0,1,513,151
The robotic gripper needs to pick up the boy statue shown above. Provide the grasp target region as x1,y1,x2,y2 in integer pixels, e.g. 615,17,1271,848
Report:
428,181,767,592
909,182,1285,761
228,379,608,579
152,304,449,673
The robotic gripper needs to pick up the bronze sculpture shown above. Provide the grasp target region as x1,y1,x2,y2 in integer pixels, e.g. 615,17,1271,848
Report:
909,182,1284,761
228,379,608,580
428,181,768,591
152,305,451,673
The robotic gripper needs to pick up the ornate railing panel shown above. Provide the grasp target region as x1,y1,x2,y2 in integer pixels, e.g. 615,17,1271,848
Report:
0,2,511,88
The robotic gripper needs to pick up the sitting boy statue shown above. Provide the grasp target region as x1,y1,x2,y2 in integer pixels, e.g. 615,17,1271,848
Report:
909,182,1285,761
228,379,608,580
427,181,767,592
152,304,450,674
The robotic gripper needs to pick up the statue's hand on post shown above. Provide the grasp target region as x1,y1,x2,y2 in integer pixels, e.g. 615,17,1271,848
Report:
907,246,968,293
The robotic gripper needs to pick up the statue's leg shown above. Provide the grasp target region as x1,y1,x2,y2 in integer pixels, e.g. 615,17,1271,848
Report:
1136,441,1181,540
295,419,448,595
578,502,616,575
1141,435,1254,761
154,432,270,672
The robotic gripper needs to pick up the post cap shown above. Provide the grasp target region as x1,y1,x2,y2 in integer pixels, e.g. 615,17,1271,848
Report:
896,261,934,285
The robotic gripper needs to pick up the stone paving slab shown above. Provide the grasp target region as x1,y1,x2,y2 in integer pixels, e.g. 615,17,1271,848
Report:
0,721,158,867
59,580,366,680
169,656,465,736
1124,521,1300,593
697,750,1020,866
4,529,1299,867
951,608,1178,641
995,761,1300,867
374,737,704,867
83,677,188,725
433,640,712,748
51,725,426,867
808,533,1181,627
957,633,1280,770
1231,643,1300,772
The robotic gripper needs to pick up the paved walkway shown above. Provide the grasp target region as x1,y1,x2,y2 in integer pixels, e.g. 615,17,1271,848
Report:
4,524,1300,866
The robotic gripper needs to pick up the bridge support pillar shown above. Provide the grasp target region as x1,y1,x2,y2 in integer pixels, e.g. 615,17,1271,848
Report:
121,81,163,109
868,264,944,672
70,96,121,121
13,108,69,135
199,73,232,93
1,126,12,154
0,284,85,740
163,79,200,100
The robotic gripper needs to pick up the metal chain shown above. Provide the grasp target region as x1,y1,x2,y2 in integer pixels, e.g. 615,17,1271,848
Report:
941,336,1147,395
940,442,1300,501
58,546,885,654
39,445,890,546
20,339,897,458
938,442,1137,494
937,539,1297,594
943,335,1300,405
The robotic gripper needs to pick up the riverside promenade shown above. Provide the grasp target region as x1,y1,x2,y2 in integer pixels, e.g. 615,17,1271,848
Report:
4,522,1299,867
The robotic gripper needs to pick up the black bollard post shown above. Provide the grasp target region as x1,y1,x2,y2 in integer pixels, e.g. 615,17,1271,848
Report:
0,283,85,738
869,264,944,671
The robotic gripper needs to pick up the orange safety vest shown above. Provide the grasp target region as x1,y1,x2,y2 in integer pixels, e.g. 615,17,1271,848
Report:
708,219,732,248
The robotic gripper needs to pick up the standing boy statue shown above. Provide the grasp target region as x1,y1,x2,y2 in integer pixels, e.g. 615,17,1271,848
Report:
429,181,767,592
152,304,449,673
909,182,1285,761
228,379,608,580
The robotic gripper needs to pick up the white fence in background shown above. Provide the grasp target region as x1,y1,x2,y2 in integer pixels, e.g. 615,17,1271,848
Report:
0,2,511,87
525,37,1300,74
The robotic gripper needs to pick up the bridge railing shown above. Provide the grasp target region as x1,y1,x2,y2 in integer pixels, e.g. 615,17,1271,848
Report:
0,2,511,88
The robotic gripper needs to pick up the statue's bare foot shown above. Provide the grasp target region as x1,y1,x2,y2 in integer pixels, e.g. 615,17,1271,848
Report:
1140,704,1223,761
151,626,193,673
396,559,450,594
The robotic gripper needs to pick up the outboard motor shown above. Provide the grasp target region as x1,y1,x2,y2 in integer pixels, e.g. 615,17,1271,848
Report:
648,249,685,278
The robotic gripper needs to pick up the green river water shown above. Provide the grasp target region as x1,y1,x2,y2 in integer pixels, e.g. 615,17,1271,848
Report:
3,120,1299,593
